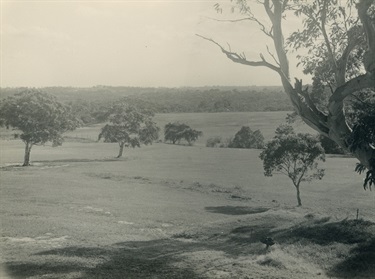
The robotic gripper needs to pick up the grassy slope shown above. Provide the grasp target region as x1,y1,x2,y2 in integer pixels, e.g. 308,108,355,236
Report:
1,112,374,279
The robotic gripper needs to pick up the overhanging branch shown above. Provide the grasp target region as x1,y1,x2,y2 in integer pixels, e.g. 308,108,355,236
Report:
196,34,281,73
330,73,375,103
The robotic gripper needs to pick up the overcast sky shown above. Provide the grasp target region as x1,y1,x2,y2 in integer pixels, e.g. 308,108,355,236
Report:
1,0,306,88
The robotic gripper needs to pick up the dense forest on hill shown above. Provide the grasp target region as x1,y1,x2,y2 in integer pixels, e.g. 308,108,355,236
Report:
1,86,293,124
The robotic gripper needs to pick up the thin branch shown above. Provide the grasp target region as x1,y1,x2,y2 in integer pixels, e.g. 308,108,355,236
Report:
294,78,328,121
196,34,281,73
204,16,253,23
320,1,338,70
266,45,280,66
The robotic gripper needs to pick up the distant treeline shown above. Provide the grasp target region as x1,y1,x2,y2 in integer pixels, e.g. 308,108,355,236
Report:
1,86,293,124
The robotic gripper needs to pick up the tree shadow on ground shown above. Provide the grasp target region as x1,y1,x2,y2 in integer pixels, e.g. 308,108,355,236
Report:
327,238,375,278
205,206,270,215
0,158,123,170
5,239,207,279
275,218,374,245
34,158,122,163
4,219,375,278
273,218,375,278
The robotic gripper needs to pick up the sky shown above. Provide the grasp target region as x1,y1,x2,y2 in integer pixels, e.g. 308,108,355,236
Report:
1,0,306,88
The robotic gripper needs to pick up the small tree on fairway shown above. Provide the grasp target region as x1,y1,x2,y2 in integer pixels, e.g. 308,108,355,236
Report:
98,104,159,158
199,0,375,189
0,89,79,166
260,132,325,206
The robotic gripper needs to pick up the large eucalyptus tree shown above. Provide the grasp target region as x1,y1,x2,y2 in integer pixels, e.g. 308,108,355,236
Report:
199,0,375,188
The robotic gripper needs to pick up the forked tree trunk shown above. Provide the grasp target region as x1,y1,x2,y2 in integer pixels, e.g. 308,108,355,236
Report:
117,142,125,158
23,142,32,166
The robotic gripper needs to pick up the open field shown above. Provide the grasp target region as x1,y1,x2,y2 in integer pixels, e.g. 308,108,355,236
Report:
1,112,374,278
59,111,316,146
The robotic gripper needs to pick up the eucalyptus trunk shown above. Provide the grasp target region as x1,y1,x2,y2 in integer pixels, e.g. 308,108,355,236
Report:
23,142,32,166
199,0,375,187
296,185,302,207
117,142,125,158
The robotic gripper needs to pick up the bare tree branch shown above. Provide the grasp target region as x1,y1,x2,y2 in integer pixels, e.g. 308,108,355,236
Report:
204,16,252,23
196,34,281,72
266,45,280,66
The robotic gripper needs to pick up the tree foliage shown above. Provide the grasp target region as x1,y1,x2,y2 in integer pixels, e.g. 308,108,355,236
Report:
200,0,375,189
228,126,265,149
164,122,203,145
98,104,159,158
0,89,79,166
260,130,325,206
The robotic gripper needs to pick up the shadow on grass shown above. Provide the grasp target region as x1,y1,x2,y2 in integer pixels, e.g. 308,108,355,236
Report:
276,219,374,245
327,238,375,278
273,218,375,278
6,239,206,279
205,206,270,215
0,158,123,170
4,219,375,278
5,262,84,279
34,158,122,163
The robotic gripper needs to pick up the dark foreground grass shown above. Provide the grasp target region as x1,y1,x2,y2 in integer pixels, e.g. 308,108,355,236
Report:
6,240,205,279
5,216,374,279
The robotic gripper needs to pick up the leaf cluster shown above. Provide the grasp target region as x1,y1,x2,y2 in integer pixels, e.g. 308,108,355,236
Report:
260,126,325,187
0,89,79,146
164,122,203,145
228,126,265,149
287,0,366,87
98,103,159,147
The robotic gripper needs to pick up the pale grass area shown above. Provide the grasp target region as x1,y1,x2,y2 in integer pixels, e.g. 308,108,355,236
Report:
0,111,374,278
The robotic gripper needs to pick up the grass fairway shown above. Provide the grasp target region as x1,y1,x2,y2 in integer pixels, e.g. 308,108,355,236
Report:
1,112,374,279
60,111,316,146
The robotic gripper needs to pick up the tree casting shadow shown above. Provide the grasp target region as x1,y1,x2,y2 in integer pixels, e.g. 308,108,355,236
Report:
205,206,270,215
4,219,374,278
5,239,206,279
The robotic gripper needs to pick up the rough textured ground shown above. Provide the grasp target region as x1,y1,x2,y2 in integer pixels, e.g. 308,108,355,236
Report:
1,136,374,278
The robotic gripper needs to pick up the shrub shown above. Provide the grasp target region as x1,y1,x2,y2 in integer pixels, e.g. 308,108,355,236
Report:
228,126,264,149
206,136,222,147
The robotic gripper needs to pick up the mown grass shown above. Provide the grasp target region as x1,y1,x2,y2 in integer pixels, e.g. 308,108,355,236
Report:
1,111,374,278
58,111,315,146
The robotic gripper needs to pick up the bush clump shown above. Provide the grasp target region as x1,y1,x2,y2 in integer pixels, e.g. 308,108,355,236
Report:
228,126,265,149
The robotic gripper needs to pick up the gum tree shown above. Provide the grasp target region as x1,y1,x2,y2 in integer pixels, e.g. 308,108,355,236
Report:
98,104,159,158
260,132,325,206
164,122,203,145
198,0,375,189
0,89,79,166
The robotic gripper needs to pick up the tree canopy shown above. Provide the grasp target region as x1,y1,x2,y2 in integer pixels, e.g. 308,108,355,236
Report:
260,130,325,206
0,89,79,166
199,0,375,189
164,122,203,145
228,126,265,149
98,104,159,158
